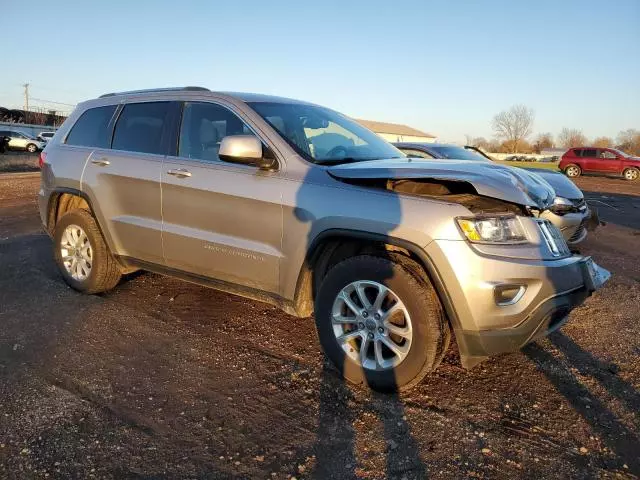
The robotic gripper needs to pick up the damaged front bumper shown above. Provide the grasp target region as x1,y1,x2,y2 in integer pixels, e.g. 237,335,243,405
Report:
424,240,610,369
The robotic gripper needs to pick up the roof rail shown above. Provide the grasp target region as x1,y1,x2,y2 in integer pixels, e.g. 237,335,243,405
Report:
99,86,210,98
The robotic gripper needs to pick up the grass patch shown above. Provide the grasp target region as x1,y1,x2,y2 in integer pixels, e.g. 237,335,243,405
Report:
0,154,39,173
493,160,560,171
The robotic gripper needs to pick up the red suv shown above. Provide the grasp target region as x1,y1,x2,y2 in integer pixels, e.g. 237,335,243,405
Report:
559,147,640,181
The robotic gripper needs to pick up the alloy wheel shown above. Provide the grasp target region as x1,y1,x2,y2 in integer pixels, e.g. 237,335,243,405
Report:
566,166,579,177
60,224,93,281
625,169,638,181
331,280,413,371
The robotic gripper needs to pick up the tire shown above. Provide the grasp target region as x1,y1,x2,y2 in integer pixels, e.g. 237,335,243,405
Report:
623,167,639,181
53,209,122,294
315,254,449,392
564,164,581,178
26,143,37,153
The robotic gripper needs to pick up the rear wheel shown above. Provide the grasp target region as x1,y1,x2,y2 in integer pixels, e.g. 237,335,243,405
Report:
26,143,37,153
53,209,122,294
623,167,639,181
564,164,581,178
315,255,449,392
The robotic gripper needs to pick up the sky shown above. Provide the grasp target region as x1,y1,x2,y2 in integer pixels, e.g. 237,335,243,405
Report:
1,0,638,143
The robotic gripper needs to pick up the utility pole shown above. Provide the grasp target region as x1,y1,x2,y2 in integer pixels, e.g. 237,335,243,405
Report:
23,83,30,112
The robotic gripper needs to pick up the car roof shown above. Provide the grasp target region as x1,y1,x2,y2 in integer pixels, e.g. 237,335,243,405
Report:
96,86,315,106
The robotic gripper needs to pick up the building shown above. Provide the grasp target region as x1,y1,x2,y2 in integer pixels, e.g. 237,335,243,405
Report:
355,118,436,143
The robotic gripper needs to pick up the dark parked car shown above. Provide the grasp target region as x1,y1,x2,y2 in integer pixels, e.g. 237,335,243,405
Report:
559,147,640,181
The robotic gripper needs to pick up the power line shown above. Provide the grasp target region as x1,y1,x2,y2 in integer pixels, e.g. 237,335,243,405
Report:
29,97,77,107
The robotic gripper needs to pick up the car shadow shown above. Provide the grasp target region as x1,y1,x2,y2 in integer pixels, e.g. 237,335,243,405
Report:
289,153,429,477
523,336,640,473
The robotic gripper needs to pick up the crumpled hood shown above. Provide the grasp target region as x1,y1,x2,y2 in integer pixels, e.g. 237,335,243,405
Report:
328,158,556,209
521,167,583,200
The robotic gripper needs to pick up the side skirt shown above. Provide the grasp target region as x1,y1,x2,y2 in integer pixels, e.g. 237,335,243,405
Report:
117,256,304,318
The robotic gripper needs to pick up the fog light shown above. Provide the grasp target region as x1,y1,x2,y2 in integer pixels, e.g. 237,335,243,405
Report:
494,284,526,306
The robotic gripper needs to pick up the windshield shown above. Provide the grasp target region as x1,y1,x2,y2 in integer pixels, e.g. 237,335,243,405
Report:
429,145,489,161
248,102,403,164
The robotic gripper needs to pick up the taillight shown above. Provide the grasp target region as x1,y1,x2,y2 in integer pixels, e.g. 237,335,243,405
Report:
39,151,46,169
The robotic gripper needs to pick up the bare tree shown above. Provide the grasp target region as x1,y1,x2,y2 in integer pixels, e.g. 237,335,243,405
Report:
616,129,640,156
492,105,534,153
533,133,554,153
465,136,491,150
557,128,587,148
592,136,613,148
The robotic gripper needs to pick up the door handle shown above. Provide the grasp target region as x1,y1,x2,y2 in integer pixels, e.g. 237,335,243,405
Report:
91,157,110,166
167,168,192,178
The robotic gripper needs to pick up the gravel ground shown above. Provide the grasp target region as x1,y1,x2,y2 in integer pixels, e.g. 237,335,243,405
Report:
0,173,638,479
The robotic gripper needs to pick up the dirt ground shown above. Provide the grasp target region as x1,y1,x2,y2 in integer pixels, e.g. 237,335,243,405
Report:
0,173,638,479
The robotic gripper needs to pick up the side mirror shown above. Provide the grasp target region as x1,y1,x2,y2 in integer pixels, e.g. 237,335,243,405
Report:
218,135,277,170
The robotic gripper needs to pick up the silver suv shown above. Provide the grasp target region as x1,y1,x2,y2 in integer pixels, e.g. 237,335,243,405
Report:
38,87,609,391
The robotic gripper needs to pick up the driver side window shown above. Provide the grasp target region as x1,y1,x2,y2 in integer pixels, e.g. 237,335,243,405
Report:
178,102,253,163
599,150,617,159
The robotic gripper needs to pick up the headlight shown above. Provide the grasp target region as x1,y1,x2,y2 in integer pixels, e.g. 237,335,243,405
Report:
456,215,527,243
549,197,576,216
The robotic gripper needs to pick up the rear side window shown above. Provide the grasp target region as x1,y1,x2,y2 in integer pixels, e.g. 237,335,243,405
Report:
582,149,597,158
112,102,170,154
66,105,117,148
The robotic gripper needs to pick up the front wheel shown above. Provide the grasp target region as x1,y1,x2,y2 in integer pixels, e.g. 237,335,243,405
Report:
26,143,38,153
314,255,450,392
564,164,581,178
623,167,639,181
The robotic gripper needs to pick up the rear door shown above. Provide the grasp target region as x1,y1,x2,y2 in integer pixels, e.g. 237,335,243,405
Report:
160,101,283,294
80,101,173,264
580,148,599,172
8,132,27,149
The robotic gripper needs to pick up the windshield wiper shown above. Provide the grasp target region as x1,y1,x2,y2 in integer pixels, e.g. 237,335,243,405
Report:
315,157,364,165
316,156,403,166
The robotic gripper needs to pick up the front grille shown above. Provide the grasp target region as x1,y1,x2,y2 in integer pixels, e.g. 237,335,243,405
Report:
569,223,587,243
536,219,571,257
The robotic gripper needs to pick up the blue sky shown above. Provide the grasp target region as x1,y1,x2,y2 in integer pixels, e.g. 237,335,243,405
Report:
2,0,638,142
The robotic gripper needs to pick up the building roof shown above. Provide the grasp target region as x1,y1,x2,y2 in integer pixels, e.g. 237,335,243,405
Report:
355,118,435,138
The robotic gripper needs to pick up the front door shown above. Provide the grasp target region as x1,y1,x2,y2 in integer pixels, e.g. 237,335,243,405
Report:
161,101,283,294
596,149,623,174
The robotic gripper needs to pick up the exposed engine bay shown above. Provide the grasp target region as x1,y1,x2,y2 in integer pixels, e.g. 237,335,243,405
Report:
386,179,526,215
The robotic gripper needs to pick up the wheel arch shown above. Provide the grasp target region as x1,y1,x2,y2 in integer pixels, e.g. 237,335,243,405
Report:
45,188,117,256
292,229,463,341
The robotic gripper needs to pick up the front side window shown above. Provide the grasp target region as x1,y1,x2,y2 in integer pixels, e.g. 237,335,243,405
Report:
66,105,117,148
112,102,170,154
599,150,617,159
248,102,403,164
178,102,252,162
582,149,597,158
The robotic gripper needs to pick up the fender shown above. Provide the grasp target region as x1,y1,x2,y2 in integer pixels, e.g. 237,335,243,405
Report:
298,228,467,354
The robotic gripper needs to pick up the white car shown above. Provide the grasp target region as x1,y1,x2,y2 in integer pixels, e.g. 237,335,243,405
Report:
37,131,56,142
0,130,46,153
